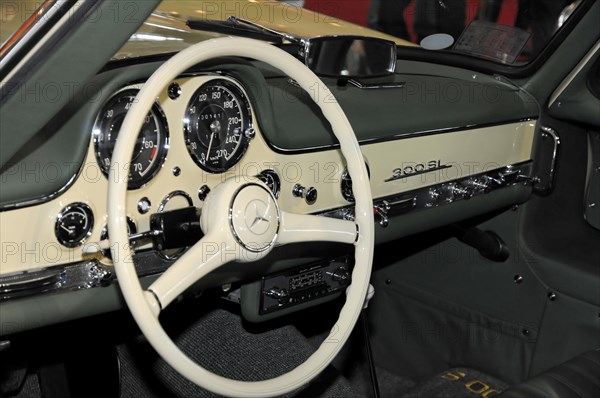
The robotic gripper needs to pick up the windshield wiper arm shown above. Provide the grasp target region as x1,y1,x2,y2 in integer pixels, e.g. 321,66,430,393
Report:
228,17,302,44
186,16,301,45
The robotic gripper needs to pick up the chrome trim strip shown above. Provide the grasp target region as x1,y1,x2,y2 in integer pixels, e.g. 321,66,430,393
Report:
146,288,163,311
0,162,82,212
1,1,90,88
549,40,600,108
0,0,62,74
348,79,405,90
0,260,113,301
536,126,561,194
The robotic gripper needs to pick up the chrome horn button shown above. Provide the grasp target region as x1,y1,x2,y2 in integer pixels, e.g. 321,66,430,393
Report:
230,184,280,252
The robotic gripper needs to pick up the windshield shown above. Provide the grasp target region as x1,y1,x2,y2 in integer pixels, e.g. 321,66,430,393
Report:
363,0,583,63
1,0,585,66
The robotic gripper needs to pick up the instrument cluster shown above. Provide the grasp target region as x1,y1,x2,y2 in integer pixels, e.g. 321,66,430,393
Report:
91,76,254,191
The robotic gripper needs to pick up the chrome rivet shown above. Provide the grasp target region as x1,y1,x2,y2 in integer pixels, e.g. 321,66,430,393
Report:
137,197,151,214
522,329,530,336
245,128,256,139
0,340,11,352
589,203,596,208
168,83,181,100
172,167,181,177
548,291,557,301
514,275,523,284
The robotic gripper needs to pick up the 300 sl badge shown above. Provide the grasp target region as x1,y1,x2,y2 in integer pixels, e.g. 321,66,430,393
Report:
385,160,452,182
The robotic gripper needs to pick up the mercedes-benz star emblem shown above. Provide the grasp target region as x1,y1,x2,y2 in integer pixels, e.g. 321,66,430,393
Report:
245,199,271,235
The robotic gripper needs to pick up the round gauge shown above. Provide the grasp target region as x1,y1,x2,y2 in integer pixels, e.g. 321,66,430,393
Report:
93,89,169,189
55,203,94,248
257,170,281,198
184,79,252,173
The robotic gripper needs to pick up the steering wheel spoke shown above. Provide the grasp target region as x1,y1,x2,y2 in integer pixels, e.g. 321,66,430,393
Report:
147,234,232,311
278,211,358,245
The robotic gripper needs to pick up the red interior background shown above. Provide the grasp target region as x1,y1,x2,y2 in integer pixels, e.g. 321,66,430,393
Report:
303,0,519,42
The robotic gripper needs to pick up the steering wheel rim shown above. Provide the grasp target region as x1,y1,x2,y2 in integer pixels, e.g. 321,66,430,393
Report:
108,37,374,397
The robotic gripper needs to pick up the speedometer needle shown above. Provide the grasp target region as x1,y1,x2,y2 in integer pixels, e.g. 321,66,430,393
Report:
206,131,215,159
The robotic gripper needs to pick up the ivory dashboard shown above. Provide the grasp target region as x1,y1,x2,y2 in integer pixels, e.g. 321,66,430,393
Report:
0,61,539,327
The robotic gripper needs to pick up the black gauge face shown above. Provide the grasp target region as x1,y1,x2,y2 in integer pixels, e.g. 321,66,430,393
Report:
93,89,169,189
257,170,281,198
55,203,94,248
184,79,251,173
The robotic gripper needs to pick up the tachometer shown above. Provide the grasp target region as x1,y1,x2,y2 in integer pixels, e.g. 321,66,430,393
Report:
93,89,169,189
184,79,252,173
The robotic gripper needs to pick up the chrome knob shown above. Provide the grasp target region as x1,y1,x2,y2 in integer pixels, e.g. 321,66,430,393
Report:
374,200,390,227
451,184,468,198
266,288,287,298
264,287,289,304
87,264,112,287
328,266,350,283
293,184,318,205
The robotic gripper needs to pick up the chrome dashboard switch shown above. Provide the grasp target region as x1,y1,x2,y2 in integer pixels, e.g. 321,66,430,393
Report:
292,184,318,205
374,200,391,227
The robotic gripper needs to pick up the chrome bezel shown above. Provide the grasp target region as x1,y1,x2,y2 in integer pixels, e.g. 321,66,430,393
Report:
228,183,281,253
157,190,193,213
92,87,170,190
156,191,194,260
55,202,94,248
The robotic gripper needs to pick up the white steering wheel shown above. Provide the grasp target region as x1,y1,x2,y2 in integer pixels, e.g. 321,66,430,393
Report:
108,37,374,397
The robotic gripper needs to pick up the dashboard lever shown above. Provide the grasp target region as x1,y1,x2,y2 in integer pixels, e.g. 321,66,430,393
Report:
150,207,203,250
452,224,510,262
128,229,163,246
516,175,540,185
84,207,202,256
82,229,162,255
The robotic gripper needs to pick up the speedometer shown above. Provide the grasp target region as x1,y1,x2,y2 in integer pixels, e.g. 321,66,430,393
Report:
184,79,252,173
93,89,169,189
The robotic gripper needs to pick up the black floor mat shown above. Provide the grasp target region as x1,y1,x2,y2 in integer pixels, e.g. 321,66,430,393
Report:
401,368,508,398
118,306,361,398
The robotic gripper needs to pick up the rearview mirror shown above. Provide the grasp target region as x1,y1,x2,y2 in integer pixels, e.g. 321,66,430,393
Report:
303,36,397,79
